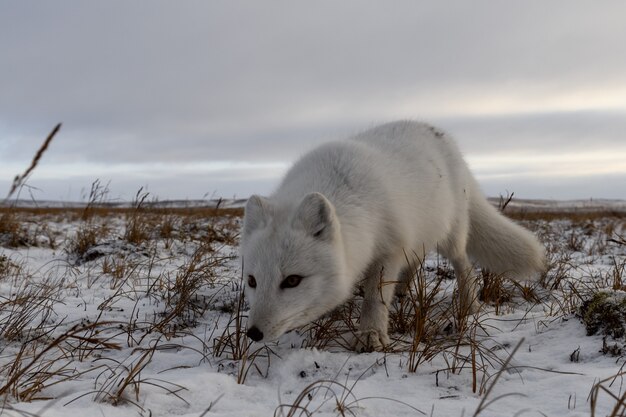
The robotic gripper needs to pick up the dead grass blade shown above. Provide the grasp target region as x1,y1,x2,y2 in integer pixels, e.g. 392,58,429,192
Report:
498,191,515,212
589,364,626,417
6,123,61,201
212,270,274,384
0,321,122,401
472,338,524,417
93,340,167,406
275,358,426,417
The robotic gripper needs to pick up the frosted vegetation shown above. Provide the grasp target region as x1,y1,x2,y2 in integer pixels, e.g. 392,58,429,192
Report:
0,189,625,416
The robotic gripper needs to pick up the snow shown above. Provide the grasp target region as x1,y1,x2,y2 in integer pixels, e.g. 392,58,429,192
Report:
1,211,625,417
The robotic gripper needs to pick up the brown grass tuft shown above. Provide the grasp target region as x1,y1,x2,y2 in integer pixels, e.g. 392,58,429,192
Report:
0,212,28,247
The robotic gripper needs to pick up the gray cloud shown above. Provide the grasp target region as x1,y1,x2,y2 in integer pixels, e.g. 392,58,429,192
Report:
479,173,626,201
440,110,626,155
1,1,625,200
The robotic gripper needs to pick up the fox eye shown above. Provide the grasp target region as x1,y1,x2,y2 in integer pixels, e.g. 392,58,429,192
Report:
247,275,257,288
280,275,303,289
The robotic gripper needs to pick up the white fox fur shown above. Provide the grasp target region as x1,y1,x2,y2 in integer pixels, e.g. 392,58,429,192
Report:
240,120,545,351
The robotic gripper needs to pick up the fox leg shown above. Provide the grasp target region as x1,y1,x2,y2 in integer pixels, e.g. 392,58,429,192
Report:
441,215,481,317
394,267,413,298
394,254,423,298
451,256,480,316
354,254,404,352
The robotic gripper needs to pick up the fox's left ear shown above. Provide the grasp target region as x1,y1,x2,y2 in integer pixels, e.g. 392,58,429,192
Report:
292,192,336,240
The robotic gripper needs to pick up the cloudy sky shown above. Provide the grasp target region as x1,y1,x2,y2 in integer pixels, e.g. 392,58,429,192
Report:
1,1,625,202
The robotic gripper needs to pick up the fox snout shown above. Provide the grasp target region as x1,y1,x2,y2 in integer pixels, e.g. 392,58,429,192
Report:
246,325,264,342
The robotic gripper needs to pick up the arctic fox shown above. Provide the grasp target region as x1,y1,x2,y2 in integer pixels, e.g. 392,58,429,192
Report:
240,121,545,351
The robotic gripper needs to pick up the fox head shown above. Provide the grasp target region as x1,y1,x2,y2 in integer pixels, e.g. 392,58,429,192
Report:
240,192,350,343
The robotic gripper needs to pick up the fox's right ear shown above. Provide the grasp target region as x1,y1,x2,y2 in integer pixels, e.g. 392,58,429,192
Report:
243,195,271,236
292,192,336,240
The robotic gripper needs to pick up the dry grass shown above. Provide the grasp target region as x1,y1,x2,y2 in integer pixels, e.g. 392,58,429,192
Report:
90,338,188,409
0,198,243,405
123,188,151,246
66,181,112,259
590,365,626,417
0,205,244,220
398,256,451,372
151,242,227,334
0,275,63,342
5,123,61,200
274,367,427,417
0,321,122,401
1,129,623,414
212,274,275,384
0,198,624,416
0,255,20,279
0,212,27,247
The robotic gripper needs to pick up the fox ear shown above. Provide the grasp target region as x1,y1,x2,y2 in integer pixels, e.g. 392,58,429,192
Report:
292,192,336,240
243,195,272,236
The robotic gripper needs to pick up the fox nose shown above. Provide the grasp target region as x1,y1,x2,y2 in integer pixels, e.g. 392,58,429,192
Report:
246,326,264,342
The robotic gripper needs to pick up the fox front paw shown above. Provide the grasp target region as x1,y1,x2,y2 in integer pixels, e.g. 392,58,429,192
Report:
352,329,390,352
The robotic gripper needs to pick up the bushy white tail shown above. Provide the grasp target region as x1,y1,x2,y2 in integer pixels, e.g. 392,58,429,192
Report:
467,192,546,280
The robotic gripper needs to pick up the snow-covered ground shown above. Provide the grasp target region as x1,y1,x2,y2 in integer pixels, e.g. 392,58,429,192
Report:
0,208,624,416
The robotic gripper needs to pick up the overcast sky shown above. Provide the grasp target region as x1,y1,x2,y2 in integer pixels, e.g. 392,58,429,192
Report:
1,1,625,202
